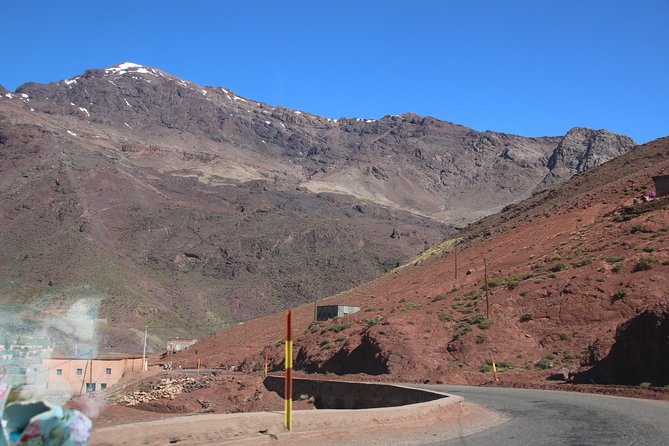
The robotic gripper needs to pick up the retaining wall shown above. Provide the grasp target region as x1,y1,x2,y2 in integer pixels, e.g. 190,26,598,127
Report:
264,376,448,409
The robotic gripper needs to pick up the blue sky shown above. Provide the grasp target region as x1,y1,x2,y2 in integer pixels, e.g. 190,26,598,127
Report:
1,1,667,142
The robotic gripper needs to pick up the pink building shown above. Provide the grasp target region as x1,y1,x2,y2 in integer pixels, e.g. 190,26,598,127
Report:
36,356,144,395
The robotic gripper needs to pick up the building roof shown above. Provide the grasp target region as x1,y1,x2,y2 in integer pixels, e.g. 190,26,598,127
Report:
46,355,143,361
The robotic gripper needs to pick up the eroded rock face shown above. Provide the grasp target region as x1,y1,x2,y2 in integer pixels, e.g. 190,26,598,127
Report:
574,302,669,386
294,332,390,375
541,128,636,189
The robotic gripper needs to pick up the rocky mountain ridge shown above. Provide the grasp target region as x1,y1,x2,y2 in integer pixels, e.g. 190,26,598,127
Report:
0,62,637,350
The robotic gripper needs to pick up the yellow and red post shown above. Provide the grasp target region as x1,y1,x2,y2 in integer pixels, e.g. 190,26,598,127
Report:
285,310,293,431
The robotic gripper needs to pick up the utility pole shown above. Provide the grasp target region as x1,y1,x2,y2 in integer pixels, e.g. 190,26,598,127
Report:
484,258,490,320
454,240,458,280
142,326,148,371
89,351,93,394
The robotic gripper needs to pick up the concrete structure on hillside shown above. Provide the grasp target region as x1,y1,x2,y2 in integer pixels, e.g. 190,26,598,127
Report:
166,338,198,353
33,356,144,396
653,175,669,197
316,305,361,321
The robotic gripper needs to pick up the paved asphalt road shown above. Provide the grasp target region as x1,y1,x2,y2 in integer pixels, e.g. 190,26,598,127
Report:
418,385,669,446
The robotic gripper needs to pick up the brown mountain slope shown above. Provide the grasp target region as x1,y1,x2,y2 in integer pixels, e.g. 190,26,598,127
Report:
0,62,635,351
172,136,669,386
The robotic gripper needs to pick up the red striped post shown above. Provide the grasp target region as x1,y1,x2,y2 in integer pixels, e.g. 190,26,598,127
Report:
284,309,293,431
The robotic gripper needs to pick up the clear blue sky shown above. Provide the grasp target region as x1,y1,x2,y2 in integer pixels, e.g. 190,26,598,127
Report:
1,1,667,142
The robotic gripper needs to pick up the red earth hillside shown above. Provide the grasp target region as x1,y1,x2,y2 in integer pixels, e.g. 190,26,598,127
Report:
166,137,669,388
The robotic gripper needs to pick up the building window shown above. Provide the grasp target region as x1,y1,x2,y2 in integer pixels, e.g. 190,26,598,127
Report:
105,368,112,375
100,383,107,390
76,368,83,376
56,369,62,376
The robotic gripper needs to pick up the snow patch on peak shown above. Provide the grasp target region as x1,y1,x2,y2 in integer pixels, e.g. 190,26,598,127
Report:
104,62,151,76
112,62,143,70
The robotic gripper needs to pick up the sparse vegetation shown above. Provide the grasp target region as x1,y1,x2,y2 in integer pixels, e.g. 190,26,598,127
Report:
532,260,545,270
476,333,488,344
535,358,553,370
366,316,382,328
633,257,657,272
452,324,472,341
485,276,521,290
572,257,593,268
606,256,625,263
403,302,422,311
549,262,568,272
611,289,626,302
464,290,481,300
324,322,352,333
437,310,453,322
639,382,652,389
642,246,655,253
558,332,569,341
477,318,494,329
497,360,514,370
611,264,624,273
431,293,447,302
630,225,642,234
319,339,333,350
520,312,533,322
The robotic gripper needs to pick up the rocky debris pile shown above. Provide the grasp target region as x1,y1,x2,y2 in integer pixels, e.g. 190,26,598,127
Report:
113,377,196,406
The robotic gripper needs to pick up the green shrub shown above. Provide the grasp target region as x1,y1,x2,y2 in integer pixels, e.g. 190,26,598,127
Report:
535,358,553,370
497,360,514,370
325,322,352,333
633,257,657,272
432,293,447,302
639,381,652,389
478,318,494,330
642,246,655,253
606,256,625,263
476,333,487,344
319,339,333,350
479,363,492,373
572,257,593,268
519,290,529,297
558,332,569,341
549,262,568,272
611,289,626,302
307,323,319,333
630,225,642,234
611,264,624,273
366,317,382,328
464,290,481,300
437,310,453,322
403,302,422,311
467,314,485,325
520,312,533,322
452,324,472,341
